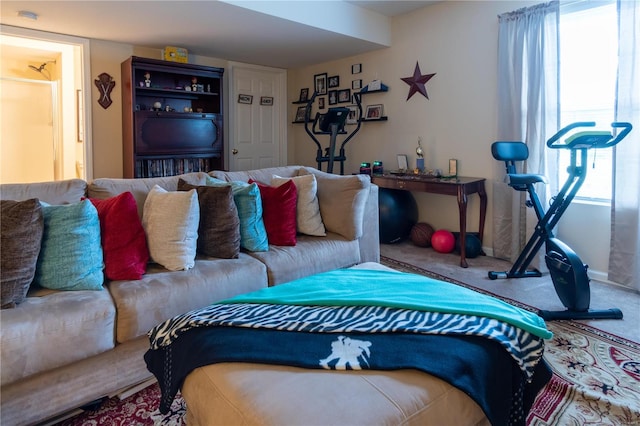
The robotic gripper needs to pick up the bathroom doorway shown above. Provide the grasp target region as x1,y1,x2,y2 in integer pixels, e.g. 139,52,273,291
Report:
0,25,92,183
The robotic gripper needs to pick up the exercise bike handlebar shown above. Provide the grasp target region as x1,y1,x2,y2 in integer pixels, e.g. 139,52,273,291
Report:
547,121,633,149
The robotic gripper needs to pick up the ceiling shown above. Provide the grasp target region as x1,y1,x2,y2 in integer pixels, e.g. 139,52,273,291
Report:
1,1,437,69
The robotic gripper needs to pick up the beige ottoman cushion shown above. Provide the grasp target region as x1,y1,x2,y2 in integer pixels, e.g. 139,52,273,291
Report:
183,363,489,426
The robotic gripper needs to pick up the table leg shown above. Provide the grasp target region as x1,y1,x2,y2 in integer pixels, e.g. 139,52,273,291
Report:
457,188,468,268
478,182,487,255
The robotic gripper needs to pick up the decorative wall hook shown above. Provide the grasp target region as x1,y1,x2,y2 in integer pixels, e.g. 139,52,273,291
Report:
95,72,116,109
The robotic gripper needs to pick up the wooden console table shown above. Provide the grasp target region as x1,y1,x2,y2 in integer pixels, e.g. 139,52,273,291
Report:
372,174,487,268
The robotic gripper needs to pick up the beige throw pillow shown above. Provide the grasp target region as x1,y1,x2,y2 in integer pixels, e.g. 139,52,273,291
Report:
298,168,370,240
271,174,326,236
142,185,199,271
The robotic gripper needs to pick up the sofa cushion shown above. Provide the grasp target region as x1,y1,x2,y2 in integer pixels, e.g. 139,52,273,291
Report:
271,174,326,237
178,180,241,259
205,177,268,252
142,185,199,271
0,288,116,385
0,179,87,205
35,200,104,291
299,168,370,241
0,199,44,309
88,172,209,219
246,233,361,286
108,255,268,343
89,192,149,280
251,179,297,246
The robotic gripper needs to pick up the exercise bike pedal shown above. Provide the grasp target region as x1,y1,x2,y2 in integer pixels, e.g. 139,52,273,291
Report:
538,308,623,321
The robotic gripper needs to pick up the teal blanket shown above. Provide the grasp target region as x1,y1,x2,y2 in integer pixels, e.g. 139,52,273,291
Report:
223,268,552,339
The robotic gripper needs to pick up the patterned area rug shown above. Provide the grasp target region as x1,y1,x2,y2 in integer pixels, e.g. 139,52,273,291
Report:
59,259,640,425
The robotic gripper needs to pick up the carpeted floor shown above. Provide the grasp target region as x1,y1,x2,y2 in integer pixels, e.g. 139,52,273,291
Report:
58,250,640,425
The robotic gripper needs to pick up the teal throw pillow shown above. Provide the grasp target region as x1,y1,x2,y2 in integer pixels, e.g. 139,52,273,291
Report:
34,200,104,291
206,176,268,252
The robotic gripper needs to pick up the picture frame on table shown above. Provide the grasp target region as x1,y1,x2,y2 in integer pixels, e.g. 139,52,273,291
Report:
328,75,340,88
365,104,383,119
338,89,351,103
397,154,409,171
314,73,328,95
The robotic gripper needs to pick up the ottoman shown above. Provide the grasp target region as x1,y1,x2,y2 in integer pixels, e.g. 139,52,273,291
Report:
180,263,490,425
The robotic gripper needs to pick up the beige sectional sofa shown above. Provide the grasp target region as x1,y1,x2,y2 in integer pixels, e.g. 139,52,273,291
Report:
0,166,379,426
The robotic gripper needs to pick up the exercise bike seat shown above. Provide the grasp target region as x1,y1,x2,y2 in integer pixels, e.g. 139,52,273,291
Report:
491,141,547,190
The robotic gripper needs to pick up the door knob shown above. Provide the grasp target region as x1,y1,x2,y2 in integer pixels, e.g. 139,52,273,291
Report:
232,149,238,155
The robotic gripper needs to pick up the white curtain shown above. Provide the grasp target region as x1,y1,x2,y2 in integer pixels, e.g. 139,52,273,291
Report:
493,2,559,264
609,0,640,290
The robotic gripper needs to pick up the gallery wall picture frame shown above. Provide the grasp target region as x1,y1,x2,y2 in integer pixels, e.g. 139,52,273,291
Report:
318,97,326,109
337,89,351,103
299,88,309,102
294,105,308,122
260,96,274,106
328,75,340,88
351,63,362,74
365,104,384,119
328,90,338,105
314,73,328,95
352,79,362,90
346,105,359,124
238,94,253,104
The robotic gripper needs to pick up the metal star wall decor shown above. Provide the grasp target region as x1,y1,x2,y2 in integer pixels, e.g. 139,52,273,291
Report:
401,62,436,101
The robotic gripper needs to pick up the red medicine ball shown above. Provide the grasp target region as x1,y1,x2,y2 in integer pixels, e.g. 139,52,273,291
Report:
431,230,456,253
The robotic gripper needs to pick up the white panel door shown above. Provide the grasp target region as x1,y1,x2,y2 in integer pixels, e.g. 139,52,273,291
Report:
228,63,286,171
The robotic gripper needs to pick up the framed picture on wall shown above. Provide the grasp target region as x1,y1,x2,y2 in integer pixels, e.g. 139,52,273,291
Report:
337,89,351,103
346,105,359,124
238,94,253,104
314,73,328,95
328,90,338,105
299,88,309,102
328,75,340,88
318,97,326,109
294,106,308,122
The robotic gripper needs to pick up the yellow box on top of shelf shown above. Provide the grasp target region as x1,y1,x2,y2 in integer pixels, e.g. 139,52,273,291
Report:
163,46,188,63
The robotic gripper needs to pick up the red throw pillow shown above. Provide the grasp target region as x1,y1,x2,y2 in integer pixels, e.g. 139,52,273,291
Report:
250,179,297,246
89,192,149,280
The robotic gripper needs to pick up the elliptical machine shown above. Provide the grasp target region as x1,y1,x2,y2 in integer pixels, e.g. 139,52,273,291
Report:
489,121,633,321
303,91,362,174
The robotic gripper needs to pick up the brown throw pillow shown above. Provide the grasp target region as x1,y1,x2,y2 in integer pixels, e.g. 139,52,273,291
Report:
1,199,44,309
178,180,241,259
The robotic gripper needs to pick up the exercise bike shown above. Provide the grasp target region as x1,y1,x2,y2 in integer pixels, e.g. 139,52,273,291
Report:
489,121,633,321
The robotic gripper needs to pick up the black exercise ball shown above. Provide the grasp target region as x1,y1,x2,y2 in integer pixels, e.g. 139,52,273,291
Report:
378,188,418,244
454,233,483,258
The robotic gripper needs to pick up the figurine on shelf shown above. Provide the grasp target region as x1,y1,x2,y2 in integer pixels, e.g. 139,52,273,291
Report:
191,77,198,92
144,72,151,87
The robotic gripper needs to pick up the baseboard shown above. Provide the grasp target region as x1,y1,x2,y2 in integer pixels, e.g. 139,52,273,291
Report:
116,377,157,400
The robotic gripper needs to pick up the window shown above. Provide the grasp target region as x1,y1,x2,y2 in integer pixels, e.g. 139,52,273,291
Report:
558,1,617,202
